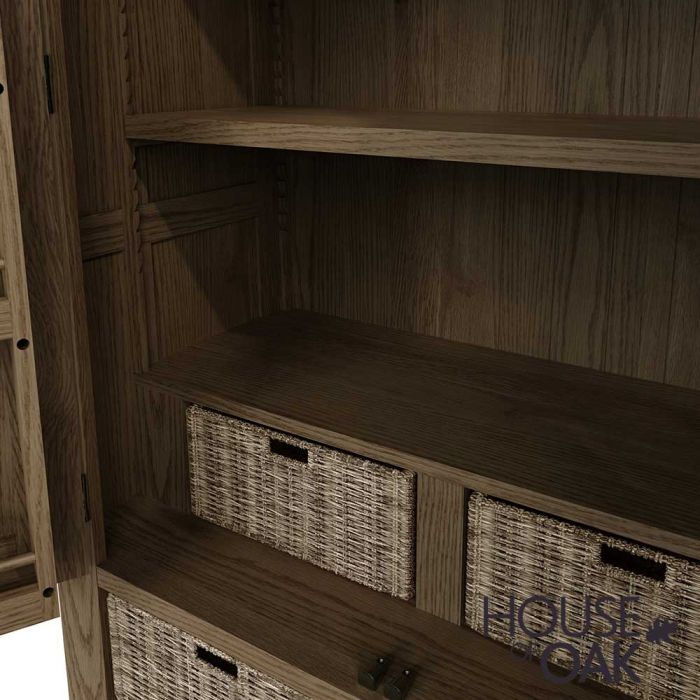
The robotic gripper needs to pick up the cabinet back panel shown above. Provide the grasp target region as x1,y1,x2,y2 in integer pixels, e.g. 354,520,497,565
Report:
284,154,695,386
275,0,700,390
278,0,699,117
123,0,251,113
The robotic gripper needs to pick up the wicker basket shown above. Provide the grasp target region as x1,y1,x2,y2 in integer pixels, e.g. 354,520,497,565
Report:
107,595,309,700
187,405,416,599
465,493,700,699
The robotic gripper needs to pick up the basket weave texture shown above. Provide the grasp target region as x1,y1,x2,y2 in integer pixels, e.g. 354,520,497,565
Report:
108,595,309,700
465,493,700,699
187,405,416,599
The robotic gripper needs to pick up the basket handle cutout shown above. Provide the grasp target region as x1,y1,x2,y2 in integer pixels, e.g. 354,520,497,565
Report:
195,646,238,678
600,544,666,582
269,438,308,463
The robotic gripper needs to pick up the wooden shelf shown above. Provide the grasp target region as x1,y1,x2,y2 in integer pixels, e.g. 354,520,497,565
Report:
138,311,700,560
125,107,700,178
98,500,620,700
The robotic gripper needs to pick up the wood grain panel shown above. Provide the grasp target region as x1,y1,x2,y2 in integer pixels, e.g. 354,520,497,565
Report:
125,108,700,179
138,311,700,559
80,210,126,261
99,501,619,700
58,572,110,700
495,169,558,359
139,185,261,243
437,165,501,347
61,0,125,214
83,255,146,510
139,389,189,513
690,5,700,117
666,180,700,389
309,155,450,334
393,0,506,112
125,0,250,113
136,143,259,202
498,0,627,114
623,0,699,117
312,2,393,109
0,341,29,562
275,0,700,394
246,0,276,105
549,171,617,369
0,298,10,340
604,176,680,381
150,220,263,360
0,0,104,583
0,584,57,636
416,475,465,624
0,6,56,592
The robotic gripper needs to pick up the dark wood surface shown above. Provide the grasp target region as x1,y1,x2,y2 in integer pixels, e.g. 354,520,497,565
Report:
99,500,622,700
279,0,700,394
416,476,466,624
0,0,109,694
125,107,700,178
138,311,700,559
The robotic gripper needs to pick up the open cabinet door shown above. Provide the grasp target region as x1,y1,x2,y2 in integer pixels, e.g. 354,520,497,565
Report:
0,11,57,635
0,0,104,660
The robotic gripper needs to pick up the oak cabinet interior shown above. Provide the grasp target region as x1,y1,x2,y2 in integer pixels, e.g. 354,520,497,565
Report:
0,1,699,699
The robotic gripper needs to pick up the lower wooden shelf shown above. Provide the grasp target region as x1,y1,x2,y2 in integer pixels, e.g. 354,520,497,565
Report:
98,500,621,700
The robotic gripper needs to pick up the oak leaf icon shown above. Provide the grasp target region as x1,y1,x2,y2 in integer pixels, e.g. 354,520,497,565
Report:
646,618,678,645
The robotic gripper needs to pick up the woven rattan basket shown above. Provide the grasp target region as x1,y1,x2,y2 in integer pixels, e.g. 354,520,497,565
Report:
107,595,309,700
465,493,700,699
187,405,416,599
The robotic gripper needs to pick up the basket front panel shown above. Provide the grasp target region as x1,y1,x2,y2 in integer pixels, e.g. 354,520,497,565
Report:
465,494,700,700
187,406,416,599
107,595,310,700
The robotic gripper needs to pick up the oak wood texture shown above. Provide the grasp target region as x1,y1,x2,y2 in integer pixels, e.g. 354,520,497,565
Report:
0,298,11,340
139,311,700,559
278,0,700,392
58,572,112,700
0,584,57,636
125,107,700,178
98,500,621,700
415,476,466,624
0,552,35,575
138,184,261,244
80,210,126,261
53,2,700,699
0,10,56,594
0,0,105,581
667,180,700,390
0,0,109,695
0,340,30,576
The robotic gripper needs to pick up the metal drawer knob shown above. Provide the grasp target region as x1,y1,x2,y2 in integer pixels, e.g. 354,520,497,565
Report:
358,655,391,690
384,668,415,699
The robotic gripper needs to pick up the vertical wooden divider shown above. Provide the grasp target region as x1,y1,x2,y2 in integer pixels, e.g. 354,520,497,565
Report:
415,474,466,625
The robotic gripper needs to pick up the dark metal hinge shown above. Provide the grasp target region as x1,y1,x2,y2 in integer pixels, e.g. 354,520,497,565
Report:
81,473,91,523
43,55,55,114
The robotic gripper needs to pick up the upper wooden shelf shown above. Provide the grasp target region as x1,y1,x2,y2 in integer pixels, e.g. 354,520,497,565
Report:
125,107,700,178
137,311,700,560
99,500,619,700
